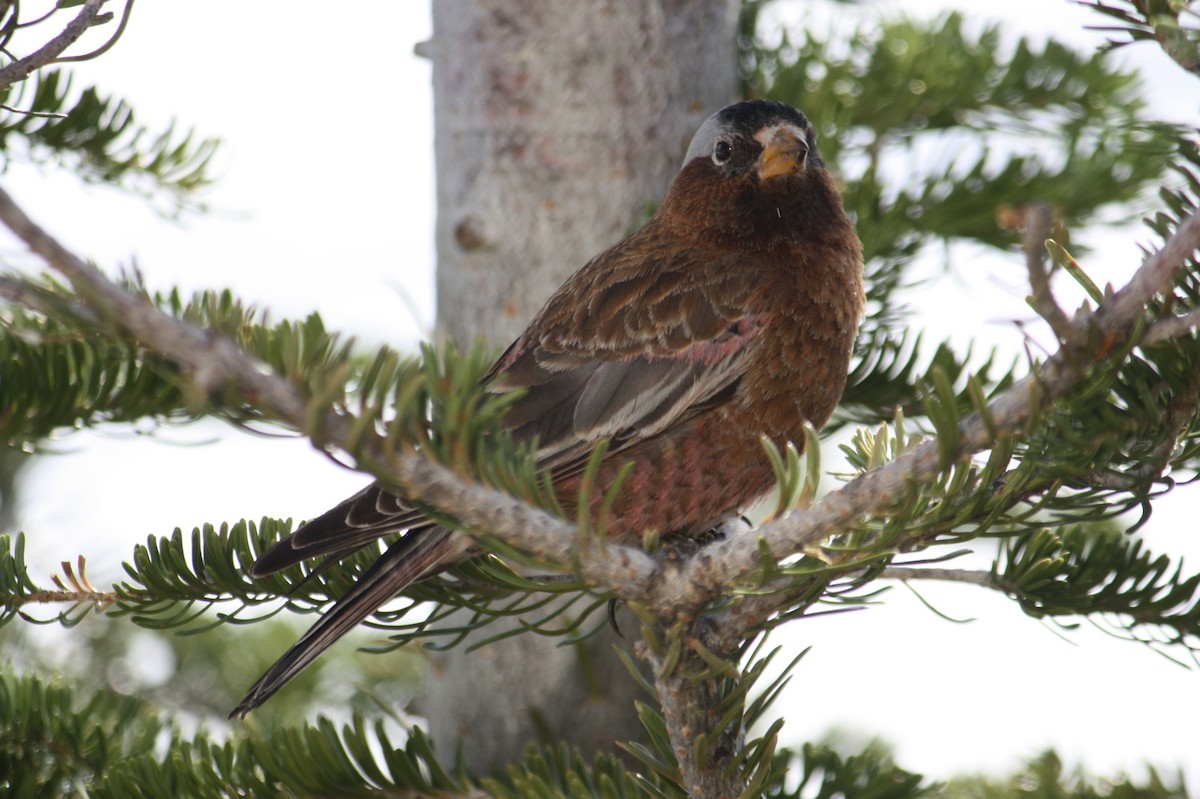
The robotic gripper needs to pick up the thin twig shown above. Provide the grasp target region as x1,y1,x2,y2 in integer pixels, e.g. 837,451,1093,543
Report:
1142,307,1200,346
1024,203,1072,341
0,274,102,324
0,103,65,118
55,0,134,64
20,588,120,605
1098,211,1200,328
878,566,1000,589
704,568,1002,651
0,0,103,92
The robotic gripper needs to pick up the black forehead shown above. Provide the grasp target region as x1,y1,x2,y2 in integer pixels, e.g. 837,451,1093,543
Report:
713,100,813,138
681,99,822,168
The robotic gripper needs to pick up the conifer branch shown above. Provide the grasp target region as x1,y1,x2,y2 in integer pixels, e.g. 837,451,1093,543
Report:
4,184,1198,628
53,0,134,65
0,185,660,605
1080,1,1200,76
0,4,1195,794
658,207,1200,613
0,0,103,91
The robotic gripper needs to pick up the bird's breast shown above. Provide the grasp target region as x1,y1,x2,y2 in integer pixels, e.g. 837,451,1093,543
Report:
740,246,862,444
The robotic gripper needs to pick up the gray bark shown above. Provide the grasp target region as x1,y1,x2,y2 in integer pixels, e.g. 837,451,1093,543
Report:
422,0,739,774
430,0,740,345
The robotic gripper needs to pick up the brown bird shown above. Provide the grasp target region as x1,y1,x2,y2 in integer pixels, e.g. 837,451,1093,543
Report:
231,99,863,718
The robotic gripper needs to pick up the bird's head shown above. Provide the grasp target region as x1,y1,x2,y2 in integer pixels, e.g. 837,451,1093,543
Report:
662,100,850,251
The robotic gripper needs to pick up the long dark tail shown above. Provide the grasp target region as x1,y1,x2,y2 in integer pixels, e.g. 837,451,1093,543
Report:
229,526,470,718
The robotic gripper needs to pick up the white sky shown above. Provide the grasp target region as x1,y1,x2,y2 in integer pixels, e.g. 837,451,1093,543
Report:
3,0,1199,789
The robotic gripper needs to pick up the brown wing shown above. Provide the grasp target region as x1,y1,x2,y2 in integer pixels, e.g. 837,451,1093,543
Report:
253,220,765,575
236,214,771,719
490,225,767,472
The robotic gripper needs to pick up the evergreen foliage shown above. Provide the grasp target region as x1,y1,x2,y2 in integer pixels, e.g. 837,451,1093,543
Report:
0,0,218,214
2,1,1200,796
1082,0,1200,75
1,667,1187,799
0,70,218,214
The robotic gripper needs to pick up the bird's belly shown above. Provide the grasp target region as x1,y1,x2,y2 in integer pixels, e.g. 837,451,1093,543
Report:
558,411,779,546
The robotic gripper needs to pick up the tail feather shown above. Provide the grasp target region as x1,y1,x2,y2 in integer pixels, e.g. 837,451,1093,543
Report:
251,484,427,577
230,526,471,718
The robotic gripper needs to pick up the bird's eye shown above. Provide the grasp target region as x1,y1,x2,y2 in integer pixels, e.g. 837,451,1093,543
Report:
712,139,733,165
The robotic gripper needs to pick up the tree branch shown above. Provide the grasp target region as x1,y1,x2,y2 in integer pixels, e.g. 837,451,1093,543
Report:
3,183,1199,628
654,208,1200,614
19,588,120,606
0,185,660,602
1142,307,1200,346
1099,212,1200,328
636,635,747,799
0,0,104,92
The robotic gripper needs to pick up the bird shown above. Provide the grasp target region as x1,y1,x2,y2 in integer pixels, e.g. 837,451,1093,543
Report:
230,99,864,718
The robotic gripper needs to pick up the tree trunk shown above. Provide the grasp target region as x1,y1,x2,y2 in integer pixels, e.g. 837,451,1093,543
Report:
423,0,739,774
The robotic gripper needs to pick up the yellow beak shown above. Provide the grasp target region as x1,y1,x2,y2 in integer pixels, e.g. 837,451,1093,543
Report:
756,124,808,181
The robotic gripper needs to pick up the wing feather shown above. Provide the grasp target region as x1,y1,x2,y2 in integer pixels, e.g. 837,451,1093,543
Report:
238,217,774,716
492,237,768,468
256,233,766,578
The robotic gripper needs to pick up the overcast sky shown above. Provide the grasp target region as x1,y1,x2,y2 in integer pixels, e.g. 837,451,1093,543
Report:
3,0,1199,788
